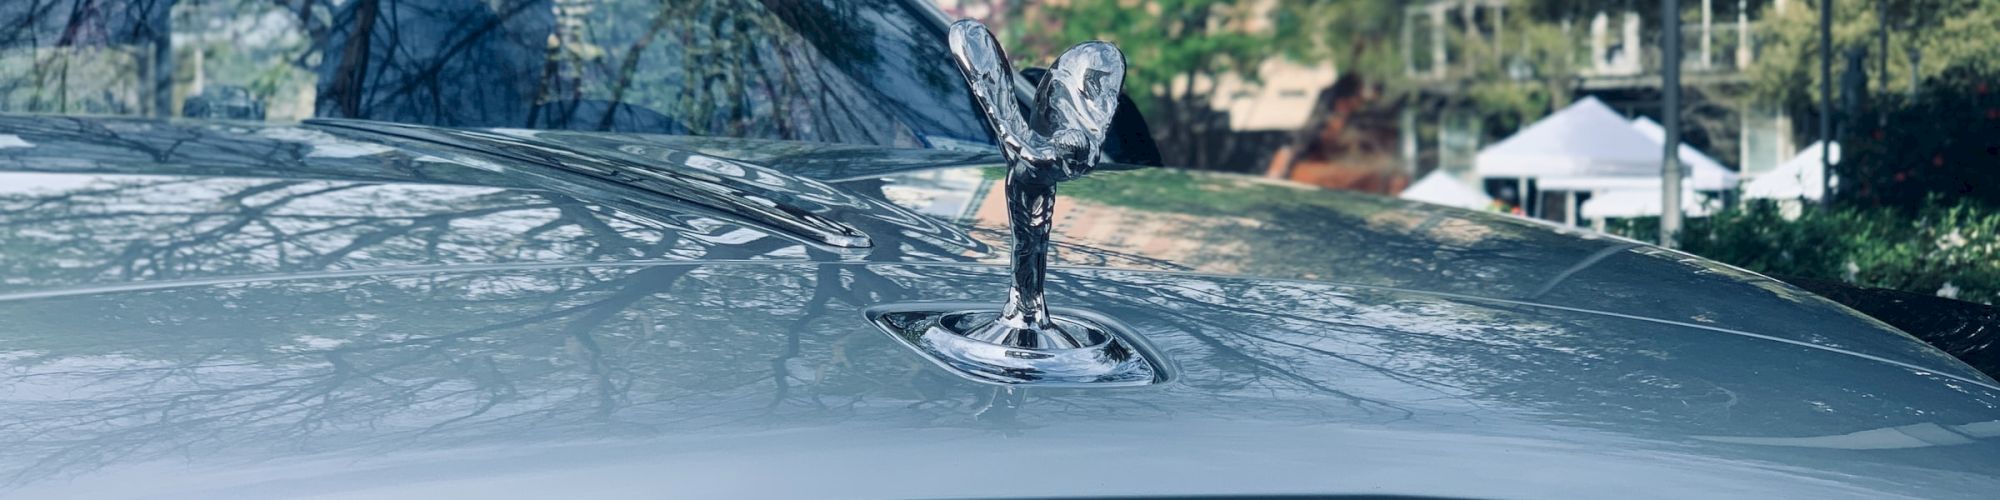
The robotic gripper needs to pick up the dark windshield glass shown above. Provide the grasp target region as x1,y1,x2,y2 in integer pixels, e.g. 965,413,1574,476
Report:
0,0,994,149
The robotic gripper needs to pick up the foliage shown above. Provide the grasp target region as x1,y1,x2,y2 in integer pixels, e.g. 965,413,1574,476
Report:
1006,0,1276,169
1059,167,1340,217
1008,0,1269,112
1267,0,1404,80
1607,199,2000,305
1839,67,2000,210
981,165,1342,218
1414,4,1587,135
1000,0,1590,168
1748,0,2000,107
1742,0,2000,209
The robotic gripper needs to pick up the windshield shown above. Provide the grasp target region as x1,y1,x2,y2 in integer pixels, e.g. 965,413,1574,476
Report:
0,0,993,149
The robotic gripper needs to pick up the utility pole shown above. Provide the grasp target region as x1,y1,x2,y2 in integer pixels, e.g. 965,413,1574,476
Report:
1701,0,1712,68
146,0,176,118
1876,0,1888,92
1662,0,1684,247
1907,47,1921,96
1818,0,1834,207
1737,0,1751,68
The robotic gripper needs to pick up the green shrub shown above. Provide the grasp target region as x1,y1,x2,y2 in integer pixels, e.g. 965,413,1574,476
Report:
1607,199,2000,305
1841,68,2000,211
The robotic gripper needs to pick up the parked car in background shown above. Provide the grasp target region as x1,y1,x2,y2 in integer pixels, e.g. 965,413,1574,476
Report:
1,1,1998,498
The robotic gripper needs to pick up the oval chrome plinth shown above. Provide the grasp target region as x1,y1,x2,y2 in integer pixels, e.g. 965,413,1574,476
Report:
866,303,1171,387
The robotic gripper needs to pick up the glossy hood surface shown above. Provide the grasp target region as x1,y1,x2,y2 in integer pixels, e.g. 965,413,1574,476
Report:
2,116,1998,499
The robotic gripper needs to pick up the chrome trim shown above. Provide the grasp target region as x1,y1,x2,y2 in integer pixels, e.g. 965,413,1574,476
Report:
867,302,1171,387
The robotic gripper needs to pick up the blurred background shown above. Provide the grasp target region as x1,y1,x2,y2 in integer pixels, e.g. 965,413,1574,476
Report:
945,0,2000,309
0,0,1995,307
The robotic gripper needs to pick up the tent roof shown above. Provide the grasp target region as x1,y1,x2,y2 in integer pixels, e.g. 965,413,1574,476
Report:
1399,171,1493,210
1476,96,1663,178
1580,188,1719,219
1629,116,1738,191
1744,141,1840,201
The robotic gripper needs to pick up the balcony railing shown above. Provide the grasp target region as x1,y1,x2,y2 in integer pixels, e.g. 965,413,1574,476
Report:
1580,21,1758,79
1406,16,1761,84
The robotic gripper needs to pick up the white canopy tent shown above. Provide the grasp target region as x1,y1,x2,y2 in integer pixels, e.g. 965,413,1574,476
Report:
1744,141,1839,201
1476,97,1662,180
1629,116,1737,191
1399,171,1494,210
1580,187,1719,219
1511,115,1738,193
1476,97,1738,225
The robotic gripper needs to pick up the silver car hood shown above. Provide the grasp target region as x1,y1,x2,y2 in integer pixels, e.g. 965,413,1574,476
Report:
1,116,1998,499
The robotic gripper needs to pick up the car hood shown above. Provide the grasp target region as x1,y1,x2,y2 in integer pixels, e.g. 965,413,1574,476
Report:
1,116,1998,499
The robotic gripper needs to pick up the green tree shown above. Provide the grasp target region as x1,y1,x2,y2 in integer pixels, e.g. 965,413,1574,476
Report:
1750,0,2000,107
1007,0,1275,169
1750,0,2000,209
1005,0,1605,170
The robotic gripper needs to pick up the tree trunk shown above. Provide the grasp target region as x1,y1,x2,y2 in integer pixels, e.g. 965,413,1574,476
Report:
328,0,381,118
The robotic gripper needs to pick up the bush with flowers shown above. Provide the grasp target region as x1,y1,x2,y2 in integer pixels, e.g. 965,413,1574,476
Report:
1609,197,2000,305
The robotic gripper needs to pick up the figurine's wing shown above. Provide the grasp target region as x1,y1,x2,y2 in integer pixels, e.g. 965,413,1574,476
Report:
947,20,1032,160
1027,41,1125,180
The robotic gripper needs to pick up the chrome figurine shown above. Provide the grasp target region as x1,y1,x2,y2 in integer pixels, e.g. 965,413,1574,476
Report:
946,19,1125,349
864,20,1160,388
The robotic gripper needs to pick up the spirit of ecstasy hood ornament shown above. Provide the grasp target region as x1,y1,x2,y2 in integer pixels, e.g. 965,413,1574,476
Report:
948,19,1124,349
865,20,1168,388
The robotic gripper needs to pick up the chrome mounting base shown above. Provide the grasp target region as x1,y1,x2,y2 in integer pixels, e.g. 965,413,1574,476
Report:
866,303,1169,387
